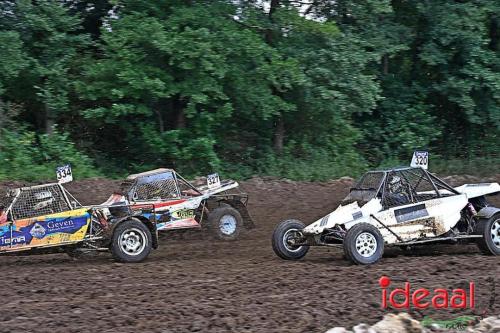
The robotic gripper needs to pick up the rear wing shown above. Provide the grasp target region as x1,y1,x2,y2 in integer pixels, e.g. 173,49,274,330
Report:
198,179,240,195
454,183,500,199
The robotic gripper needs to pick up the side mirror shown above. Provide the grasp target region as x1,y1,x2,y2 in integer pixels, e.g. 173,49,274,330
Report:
71,201,79,209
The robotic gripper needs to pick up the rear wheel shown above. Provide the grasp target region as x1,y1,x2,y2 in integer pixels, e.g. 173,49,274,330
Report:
111,219,152,263
343,223,384,265
476,214,500,255
272,219,309,260
208,206,243,241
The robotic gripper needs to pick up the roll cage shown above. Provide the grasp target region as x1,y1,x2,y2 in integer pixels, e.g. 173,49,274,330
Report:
1,183,82,221
120,169,201,202
343,167,459,208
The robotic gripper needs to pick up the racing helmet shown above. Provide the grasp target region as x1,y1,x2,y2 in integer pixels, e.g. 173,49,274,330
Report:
388,175,402,193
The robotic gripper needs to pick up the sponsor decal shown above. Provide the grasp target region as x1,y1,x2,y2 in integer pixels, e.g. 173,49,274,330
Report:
394,204,429,223
46,219,76,232
0,235,26,246
0,215,88,248
352,211,363,220
320,214,330,226
173,209,194,220
30,223,46,239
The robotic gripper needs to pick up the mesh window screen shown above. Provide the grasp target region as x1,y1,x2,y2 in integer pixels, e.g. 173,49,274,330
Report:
132,172,180,200
342,172,384,205
0,194,13,211
11,185,71,220
356,172,385,190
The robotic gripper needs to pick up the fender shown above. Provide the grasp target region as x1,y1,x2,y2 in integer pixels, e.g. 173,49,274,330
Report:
218,199,255,229
476,206,500,219
106,216,159,249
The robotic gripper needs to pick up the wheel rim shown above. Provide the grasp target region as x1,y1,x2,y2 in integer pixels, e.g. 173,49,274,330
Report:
120,227,147,256
219,215,237,235
283,228,303,253
355,232,378,258
491,218,500,249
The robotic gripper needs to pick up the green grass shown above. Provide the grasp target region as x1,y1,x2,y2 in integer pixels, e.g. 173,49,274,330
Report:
421,315,478,330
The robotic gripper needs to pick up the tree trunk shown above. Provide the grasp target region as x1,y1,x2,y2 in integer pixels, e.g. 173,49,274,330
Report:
0,98,4,130
273,114,284,154
267,0,285,154
265,0,280,44
176,108,186,129
170,95,186,129
45,105,55,135
382,54,389,75
155,109,165,133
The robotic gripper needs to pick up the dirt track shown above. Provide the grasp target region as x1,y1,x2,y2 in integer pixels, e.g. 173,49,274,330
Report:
0,176,499,333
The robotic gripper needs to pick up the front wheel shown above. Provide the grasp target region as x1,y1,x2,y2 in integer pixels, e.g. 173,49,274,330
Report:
476,214,500,255
111,219,152,263
272,219,309,260
207,206,243,241
343,223,384,265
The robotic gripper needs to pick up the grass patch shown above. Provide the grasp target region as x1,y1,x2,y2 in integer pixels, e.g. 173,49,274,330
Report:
421,315,478,330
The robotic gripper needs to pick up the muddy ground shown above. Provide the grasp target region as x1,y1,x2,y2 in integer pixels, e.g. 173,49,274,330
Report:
0,175,499,333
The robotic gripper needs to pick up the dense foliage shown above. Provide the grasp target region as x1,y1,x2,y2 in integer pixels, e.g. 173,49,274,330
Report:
0,0,498,181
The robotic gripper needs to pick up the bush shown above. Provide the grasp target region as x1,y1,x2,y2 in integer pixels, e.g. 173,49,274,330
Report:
0,127,101,181
223,145,368,181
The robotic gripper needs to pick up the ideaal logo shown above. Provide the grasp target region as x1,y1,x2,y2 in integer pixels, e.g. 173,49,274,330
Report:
380,276,475,309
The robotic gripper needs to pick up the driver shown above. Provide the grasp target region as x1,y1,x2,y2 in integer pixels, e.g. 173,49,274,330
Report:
386,175,411,206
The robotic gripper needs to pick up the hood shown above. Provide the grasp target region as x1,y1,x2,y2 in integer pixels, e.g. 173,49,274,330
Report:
303,198,383,234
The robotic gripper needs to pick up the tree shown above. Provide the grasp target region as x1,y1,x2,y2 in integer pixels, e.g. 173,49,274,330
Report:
0,0,89,134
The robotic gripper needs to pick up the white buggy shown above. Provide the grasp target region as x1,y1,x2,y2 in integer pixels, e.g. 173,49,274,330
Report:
272,162,500,264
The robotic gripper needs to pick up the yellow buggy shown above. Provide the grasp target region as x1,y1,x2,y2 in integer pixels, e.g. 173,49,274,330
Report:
0,182,158,262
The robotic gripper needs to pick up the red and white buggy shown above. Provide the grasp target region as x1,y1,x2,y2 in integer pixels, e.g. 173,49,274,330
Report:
104,169,255,241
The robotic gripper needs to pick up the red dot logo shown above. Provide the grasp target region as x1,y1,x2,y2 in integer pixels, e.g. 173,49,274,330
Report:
379,276,391,288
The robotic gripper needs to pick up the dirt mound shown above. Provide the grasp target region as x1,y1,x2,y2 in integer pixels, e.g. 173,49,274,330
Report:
0,175,499,332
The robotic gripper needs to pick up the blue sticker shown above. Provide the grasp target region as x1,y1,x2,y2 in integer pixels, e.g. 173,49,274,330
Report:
0,214,89,247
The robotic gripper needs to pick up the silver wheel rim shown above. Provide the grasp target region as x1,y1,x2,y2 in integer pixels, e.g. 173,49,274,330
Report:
355,232,378,258
283,228,303,253
219,215,237,235
120,227,147,256
491,219,500,249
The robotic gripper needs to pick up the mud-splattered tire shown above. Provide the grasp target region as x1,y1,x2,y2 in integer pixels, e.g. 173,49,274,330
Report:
344,223,384,265
208,206,243,241
111,219,152,263
476,214,500,255
272,219,309,260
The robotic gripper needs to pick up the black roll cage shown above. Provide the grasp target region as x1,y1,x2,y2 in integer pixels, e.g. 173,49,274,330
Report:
350,167,459,208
